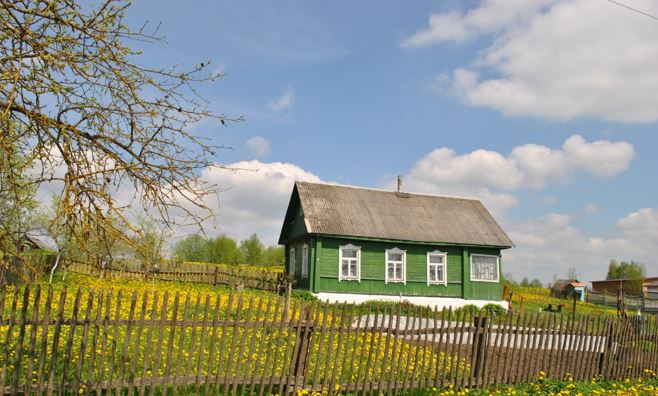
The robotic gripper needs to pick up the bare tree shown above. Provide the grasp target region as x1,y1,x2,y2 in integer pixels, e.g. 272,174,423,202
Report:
1,0,238,252
566,266,580,281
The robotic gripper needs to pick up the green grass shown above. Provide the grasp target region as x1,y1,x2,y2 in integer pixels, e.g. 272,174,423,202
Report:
409,372,658,395
506,285,618,316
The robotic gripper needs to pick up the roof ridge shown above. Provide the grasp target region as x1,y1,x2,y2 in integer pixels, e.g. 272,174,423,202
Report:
295,180,481,203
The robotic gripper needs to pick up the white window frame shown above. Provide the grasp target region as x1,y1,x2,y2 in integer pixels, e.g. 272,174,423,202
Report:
301,244,308,279
470,254,500,283
385,247,406,284
289,247,296,275
427,250,448,286
338,244,361,282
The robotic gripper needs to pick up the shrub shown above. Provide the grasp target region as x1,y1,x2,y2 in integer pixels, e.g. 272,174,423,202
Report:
456,304,480,316
482,303,507,316
291,289,318,302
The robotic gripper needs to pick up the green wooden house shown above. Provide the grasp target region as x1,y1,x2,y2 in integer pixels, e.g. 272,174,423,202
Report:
278,181,513,306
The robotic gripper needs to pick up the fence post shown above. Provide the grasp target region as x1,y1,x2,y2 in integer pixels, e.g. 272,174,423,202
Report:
471,315,488,381
213,266,219,286
290,306,315,390
598,319,615,379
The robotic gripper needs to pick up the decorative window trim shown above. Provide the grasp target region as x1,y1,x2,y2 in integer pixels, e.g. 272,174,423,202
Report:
289,247,296,275
338,243,361,282
385,247,406,284
427,250,448,286
301,244,308,279
470,254,500,283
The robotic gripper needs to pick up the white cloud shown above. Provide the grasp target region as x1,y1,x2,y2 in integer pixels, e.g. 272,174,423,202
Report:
245,136,272,158
401,0,551,47
617,207,658,248
267,88,294,112
195,160,322,244
504,208,658,283
584,203,599,215
406,0,658,123
390,134,632,220
398,135,632,211
562,135,635,178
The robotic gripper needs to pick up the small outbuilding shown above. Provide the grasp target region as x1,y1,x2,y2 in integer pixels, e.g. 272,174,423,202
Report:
278,181,513,308
550,279,586,301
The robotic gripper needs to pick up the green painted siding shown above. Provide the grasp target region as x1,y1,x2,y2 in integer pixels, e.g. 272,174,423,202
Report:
286,239,311,289
287,206,307,242
315,238,464,297
463,247,503,301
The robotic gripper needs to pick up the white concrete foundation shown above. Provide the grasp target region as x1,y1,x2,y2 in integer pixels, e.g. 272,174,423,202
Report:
315,292,509,310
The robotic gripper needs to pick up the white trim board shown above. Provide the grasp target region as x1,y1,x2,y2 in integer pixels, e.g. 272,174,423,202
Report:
314,292,509,310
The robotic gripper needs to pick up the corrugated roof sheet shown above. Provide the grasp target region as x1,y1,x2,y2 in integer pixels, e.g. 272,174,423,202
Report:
294,181,513,248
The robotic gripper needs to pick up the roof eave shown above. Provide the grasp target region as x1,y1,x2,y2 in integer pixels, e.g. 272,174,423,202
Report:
307,232,513,250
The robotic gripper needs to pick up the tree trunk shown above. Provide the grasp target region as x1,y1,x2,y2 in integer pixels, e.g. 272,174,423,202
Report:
49,252,61,284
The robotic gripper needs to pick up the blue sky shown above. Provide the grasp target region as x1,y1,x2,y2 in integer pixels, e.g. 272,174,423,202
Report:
124,0,658,283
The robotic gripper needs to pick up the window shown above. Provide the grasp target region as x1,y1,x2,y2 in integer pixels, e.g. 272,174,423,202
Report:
470,254,500,282
385,248,406,284
301,245,308,279
339,244,360,281
289,247,296,275
427,250,447,286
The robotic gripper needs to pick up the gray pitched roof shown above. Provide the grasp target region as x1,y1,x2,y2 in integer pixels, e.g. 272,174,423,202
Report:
290,181,513,248
24,234,51,250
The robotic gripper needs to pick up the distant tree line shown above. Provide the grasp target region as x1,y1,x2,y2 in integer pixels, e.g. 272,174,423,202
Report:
172,233,284,267
503,272,543,288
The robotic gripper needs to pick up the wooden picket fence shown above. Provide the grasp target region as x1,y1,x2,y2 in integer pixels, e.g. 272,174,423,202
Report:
0,285,657,395
66,260,285,292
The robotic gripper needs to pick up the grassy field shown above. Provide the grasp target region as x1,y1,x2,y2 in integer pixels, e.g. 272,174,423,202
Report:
505,285,618,316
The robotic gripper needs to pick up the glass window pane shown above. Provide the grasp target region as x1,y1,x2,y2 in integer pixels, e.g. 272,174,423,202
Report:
437,267,444,282
350,264,357,277
342,249,357,259
341,260,349,276
395,265,402,280
388,265,395,279
472,255,498,281
429,269,436,282
429,255,443,264
388,253,402,262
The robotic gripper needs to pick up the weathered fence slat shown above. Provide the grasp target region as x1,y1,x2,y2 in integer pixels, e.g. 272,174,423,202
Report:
181,293,202,395
46,288,67,396
1,287,19,391
125,291,146,395
150,291,170,393
231,296,255,395
11,286,30,394
25,286,41,392
72,288,94,394
94,290,112,396
139,291,160,396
